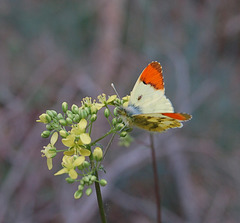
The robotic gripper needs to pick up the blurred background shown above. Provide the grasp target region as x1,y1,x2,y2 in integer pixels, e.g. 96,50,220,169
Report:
0,0,240,222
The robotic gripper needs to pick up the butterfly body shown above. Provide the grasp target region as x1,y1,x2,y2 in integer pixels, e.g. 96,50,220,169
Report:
120,61,191,132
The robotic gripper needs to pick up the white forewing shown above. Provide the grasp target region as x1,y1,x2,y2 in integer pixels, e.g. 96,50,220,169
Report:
128,79,174,114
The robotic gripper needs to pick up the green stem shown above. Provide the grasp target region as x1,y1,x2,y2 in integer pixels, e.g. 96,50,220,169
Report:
149,134,161,223
90,129,114,146
89,122,93,135
95,171,107,223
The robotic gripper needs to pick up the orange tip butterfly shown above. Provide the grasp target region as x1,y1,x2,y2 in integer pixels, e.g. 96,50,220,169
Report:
119,61,192,132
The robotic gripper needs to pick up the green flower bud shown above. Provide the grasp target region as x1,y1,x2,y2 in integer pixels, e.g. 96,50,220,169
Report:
51,110,58,117
83,161,90,168
90,175,97,182
104,108,110,118
66,110,73,117
79,109,88,119
80,179,85,185
93,147,103,161
46,110,54,118
85,107,91,115
46,124,53,130
73,114,80,123
78,185,84,191
66,177,75,184
41,130,50,138
87,181,92,186
59,130,68,138
52,123,60,129
66,117,73,124
57,113,64,120
113,107,119,116
45,114,52,123
62,102,68,113
112,118,117,126
83,176,89,183
71,104,79,114
85,188,92,196
120,131,127,137
117,117,123,123
59,119,67,126
91,114,97,122
99,179,107,186
115,98,121,104
116,123,124,131
74,190,83,199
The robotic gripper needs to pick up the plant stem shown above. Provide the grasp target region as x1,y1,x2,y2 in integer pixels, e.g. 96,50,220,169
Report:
95,171,107,223
90,129,114,146
149,134,161,223
89,143,107,222
103,132,116,159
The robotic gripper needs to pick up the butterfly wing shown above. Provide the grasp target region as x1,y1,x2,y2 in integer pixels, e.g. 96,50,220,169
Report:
123,61,192,132
128,61,174,113
132,113,192,132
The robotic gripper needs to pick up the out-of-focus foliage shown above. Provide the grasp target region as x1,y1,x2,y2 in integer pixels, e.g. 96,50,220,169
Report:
1,0,240,222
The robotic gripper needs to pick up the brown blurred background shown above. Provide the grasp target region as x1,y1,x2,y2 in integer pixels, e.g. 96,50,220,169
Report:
1,0,240,223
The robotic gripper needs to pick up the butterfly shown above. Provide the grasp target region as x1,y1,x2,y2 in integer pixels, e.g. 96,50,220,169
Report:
119,61,192,132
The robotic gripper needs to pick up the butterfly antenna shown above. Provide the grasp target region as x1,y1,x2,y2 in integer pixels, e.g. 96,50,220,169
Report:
111,83,121,99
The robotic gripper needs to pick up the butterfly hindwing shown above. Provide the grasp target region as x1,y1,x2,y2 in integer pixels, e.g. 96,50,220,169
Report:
131,113,191,132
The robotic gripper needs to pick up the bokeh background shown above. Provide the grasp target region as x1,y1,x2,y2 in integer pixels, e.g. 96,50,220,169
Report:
1,0,240,222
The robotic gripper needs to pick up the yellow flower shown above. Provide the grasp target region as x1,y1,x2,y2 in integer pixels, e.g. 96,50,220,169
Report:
95,94,117,110
54,155,85,179
36,113,49,123
81,97,93,107
41,132,58,170
62,119,91,156
81,97,98,114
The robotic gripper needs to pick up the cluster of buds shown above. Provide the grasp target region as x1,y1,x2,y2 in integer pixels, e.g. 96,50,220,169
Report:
74,173,107,199
37,94,132,199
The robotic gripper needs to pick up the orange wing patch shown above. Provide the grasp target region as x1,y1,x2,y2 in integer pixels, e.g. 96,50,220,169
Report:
139,61,164,90
162,113,192,121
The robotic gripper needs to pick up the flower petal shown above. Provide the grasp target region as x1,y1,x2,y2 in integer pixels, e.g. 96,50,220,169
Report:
54,168,68,176
79,133,91,144
62,134,75,147
50,132,58,145
47,158,53,170
62,155,70,164
73,156,85,166
79,119,87,129
69,169,78,179
80,148,91,156
64,150,75,156
95,103,104,110
107,95,117,103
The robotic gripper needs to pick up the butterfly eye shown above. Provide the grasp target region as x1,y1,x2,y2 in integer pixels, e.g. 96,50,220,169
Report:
137,95,143,101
